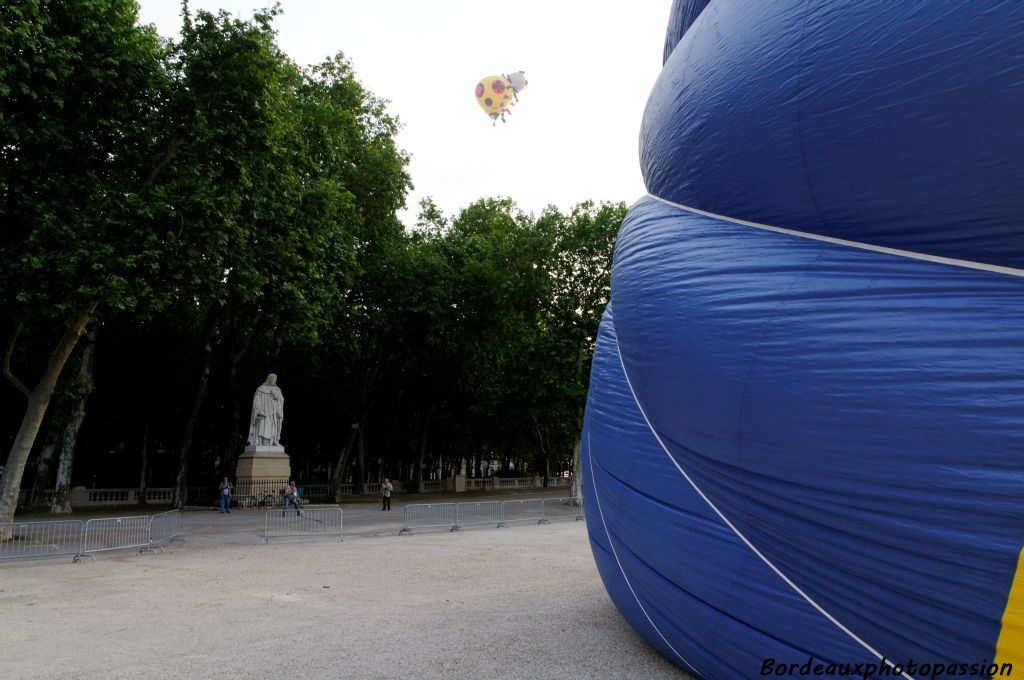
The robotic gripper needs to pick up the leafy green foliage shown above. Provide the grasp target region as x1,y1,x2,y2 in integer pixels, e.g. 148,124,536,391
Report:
0,2,625,499
0,0,169,319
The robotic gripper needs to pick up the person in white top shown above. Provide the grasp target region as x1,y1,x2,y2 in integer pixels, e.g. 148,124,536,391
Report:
381,478,394,511
282,480,301,516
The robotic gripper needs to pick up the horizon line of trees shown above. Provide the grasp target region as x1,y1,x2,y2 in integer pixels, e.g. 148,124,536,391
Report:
0,1,624,522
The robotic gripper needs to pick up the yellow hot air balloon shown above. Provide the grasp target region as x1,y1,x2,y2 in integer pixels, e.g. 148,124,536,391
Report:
475,75,515,123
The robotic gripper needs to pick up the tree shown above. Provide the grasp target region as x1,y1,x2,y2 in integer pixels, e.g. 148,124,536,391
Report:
538,201,626,495
50,320,98,513
281,55,411,496
151,5,307,506
146,13,410,504
0,6,616,507
0,0,168,531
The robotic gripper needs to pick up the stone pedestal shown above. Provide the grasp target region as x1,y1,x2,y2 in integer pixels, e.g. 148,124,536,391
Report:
235,445,291,481
454,474,466,493
70,486,91,507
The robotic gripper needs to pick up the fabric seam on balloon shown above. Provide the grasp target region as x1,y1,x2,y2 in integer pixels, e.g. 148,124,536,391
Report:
586,427,704,677
645,193,1024,278
614,340,916,680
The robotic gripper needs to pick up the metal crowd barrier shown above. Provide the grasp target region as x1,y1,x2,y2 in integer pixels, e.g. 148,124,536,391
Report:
454,501,502,531
497,498,546,527
262,508,343,543
400,496,585,534
400,503,457,534
1,511,188,563
149,510,184,547
79,515,155,561
0,519,85,562
541,497,585,522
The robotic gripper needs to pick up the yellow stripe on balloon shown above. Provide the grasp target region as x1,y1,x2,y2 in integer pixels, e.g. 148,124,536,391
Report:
996,546,1024,667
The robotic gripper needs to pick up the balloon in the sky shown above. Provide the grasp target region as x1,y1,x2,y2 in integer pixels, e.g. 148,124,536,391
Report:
475,71,527,124
475,75,513,122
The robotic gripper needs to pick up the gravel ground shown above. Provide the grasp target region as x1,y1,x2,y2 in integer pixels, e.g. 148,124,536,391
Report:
0,495,689,680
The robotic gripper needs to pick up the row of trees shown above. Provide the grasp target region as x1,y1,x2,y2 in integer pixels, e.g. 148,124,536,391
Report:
0,1,623,523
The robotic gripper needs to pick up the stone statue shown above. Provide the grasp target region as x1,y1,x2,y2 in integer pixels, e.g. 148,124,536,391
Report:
248,373,284,447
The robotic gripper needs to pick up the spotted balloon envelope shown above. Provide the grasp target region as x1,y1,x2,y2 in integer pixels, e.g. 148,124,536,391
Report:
474,71,527,124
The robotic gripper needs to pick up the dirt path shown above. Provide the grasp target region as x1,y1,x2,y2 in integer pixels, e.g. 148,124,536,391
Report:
0,498,690,680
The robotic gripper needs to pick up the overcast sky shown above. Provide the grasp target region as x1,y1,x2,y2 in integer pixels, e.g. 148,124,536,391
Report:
136,0,672,227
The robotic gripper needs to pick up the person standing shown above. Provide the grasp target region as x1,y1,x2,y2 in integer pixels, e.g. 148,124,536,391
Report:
218,476,234,513
381,478,393,511
282,480,302,516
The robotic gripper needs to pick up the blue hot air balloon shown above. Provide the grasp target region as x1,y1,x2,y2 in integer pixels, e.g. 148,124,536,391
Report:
583,2,1024,678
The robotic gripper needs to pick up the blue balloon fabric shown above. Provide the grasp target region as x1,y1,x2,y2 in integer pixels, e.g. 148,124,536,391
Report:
583,2,1024,679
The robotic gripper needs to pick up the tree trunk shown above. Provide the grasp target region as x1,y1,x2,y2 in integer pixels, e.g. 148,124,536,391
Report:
571,338,587,501
535,424,550,487
0,303,97,536
221,321,256,476
219,380,241,478
51,323,98,514
221,393,242,476
415,411,431,493
570,407,583,501
138,419,151,506
353,424,365,495
27,429,60,510
340,452,354,485
332,423,359,502
543,426,552,488
171,316,216,509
